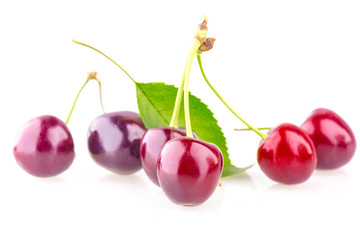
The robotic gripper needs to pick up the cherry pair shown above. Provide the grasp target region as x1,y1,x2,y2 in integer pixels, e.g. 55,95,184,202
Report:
197,52,356,184
13,73,146,177
258,108,356,184
139,18,223,206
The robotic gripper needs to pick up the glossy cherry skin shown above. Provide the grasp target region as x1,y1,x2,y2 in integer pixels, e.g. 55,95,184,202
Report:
88,111,146,175
301,108,356,169
140,127,200,186
257,123,317,184
13,115,75,177
157,137,223,206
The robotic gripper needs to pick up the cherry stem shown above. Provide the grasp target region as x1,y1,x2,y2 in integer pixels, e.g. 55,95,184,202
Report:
196,53,268,141
65,72,105,125
168,54,189,129
181,18,209,137
72,40,136,84
184,41,202,138
169,17,209,133
234,127,272,131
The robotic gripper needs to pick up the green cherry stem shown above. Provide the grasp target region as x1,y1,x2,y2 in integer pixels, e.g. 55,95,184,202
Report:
184,41,202,137
168,55,189,128
169,17,208,130
65,72,105,124
196,53,268,141
181,18,209,137
72,40,136,84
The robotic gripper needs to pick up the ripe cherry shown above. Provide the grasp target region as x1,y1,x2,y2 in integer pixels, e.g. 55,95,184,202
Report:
301,108,356,169
88,111,146,174
257,123,317,184
157,137,223,206
13,115,75,177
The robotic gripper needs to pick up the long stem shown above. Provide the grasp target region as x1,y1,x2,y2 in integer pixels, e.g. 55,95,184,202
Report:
72,40,136,84
168,54,189,128
65,72,105,125
196,53,268,140
184,41,202,137
169,17,208,130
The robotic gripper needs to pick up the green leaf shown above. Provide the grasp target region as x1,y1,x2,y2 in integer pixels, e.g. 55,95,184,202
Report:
135,82,252,177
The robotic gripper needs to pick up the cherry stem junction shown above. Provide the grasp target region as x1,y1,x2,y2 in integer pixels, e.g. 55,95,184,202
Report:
196,53,268,141
65,72,105,125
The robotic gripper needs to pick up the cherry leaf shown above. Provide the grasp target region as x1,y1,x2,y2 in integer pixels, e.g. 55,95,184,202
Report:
135,82,252,177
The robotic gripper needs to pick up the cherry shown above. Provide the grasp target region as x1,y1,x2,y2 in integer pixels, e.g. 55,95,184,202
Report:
13,115,75,177
301,108,356,169
157,137,223,206
88,111,146,174
257,123,317,184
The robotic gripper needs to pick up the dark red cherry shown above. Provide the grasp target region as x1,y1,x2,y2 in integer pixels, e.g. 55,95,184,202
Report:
13,115,75,177
257,123,317,184
157,137,223,206
88,111,146,174
301,108,356,169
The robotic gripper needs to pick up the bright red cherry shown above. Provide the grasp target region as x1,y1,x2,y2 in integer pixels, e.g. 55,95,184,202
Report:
87,111,146,174
257,123,317,184
301,108,356,169
157,137,223,206
13,115,75,177
140,127,188,186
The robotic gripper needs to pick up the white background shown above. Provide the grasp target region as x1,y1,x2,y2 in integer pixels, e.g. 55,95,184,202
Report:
1,0,360,239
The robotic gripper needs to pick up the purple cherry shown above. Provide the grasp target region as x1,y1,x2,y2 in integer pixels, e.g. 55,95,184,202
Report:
13,115,75,177
88,111,146,174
